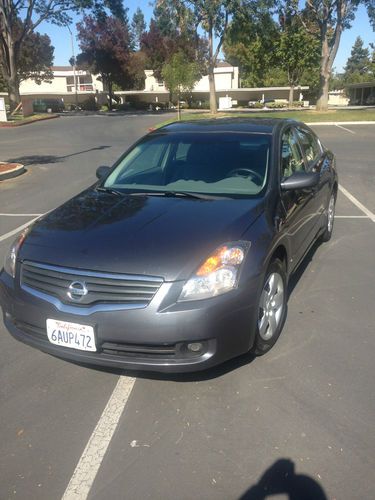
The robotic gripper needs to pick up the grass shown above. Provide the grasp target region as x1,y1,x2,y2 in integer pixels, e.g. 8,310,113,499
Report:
154,107,375,128
0,113,59,127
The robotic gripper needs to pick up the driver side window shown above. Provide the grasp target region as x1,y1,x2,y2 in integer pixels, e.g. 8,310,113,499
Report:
281,129,305,179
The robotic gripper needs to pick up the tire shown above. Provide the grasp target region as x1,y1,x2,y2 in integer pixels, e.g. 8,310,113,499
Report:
252,258,287,356
320,191,336,242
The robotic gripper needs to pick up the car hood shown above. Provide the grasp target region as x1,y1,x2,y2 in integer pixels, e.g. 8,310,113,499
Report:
20,189,264,281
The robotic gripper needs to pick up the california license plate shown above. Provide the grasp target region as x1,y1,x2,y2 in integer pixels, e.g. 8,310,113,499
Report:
46,319,96,352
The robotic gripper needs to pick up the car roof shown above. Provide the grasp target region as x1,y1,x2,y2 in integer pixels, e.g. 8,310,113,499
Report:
157,117,301,135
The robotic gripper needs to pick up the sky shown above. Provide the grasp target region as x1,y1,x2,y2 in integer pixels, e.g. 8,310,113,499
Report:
38,1,374,74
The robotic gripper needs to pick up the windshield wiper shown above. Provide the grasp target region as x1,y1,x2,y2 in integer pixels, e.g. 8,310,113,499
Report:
128,191,222,200
96,186,124,197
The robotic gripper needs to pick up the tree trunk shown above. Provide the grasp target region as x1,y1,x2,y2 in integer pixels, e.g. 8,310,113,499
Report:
288,85,294,107
316,8,343,112
6,43,21,112
208,24,217,114
107,79,113,110
316,36,331,111
208,66,217,114
316,71,330,111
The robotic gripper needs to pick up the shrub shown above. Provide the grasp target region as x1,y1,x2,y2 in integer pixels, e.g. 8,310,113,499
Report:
80,97,98,111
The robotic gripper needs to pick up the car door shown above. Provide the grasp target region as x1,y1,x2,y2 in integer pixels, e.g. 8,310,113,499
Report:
278,127,318,266
295,126,331,232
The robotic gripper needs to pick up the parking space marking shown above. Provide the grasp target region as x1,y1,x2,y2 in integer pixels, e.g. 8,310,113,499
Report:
335,215,369,218
0,213,43,217
335,124,355,134
339,185,375,223
62,375,136,500
0,217,40,243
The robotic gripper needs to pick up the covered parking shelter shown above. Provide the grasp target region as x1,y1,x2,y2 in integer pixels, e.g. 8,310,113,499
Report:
347,82,375,106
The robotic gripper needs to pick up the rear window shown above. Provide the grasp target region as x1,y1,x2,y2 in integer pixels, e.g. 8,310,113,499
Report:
105,132,271,197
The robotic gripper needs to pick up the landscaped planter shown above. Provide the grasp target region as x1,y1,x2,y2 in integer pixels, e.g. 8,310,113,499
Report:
0,162,25,180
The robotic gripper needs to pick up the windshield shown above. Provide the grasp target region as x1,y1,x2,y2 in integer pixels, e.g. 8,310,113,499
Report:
104,132,271,197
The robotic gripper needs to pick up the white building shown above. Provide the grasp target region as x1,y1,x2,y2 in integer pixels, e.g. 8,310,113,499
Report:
144,62,240,92
2,61,310,109
19,66,103,104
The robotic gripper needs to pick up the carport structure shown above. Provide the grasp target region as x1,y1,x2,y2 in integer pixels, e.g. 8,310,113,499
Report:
347,81,375,105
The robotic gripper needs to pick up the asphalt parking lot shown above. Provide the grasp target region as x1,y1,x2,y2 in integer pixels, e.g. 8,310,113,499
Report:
0,116,374,500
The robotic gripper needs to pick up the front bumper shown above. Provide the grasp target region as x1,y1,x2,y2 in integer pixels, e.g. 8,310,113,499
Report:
0,269,260,373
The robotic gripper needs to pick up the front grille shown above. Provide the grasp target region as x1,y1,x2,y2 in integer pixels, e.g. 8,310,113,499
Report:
101,341,177,358
21,261,163,306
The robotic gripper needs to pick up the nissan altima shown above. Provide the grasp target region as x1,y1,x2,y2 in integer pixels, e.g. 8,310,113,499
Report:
0,119,337,372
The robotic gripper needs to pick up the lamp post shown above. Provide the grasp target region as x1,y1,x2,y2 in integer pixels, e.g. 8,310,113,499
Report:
67,25,78,108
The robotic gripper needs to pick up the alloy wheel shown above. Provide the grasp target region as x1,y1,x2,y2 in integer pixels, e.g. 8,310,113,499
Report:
258,272,285,341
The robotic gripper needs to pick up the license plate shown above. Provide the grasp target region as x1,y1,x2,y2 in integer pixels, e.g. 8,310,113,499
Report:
46,319,96,352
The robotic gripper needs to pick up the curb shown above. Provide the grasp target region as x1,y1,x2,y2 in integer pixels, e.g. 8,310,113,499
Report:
306,121,375,126
0,114,59,128
0,163,25,181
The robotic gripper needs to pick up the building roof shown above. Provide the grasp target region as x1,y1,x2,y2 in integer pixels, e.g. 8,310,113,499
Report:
216,61,233,68
52,66,73,71
345,82,375,88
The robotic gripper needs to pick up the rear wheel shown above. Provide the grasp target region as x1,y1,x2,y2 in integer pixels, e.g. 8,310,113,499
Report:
321,192,336,242
253,259,287,355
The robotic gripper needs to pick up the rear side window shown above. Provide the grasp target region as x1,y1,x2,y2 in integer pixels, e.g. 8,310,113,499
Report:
295,128,321,168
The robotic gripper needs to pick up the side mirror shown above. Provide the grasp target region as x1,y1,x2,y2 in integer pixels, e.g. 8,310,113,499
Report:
281,171,319,191
96,165,111,179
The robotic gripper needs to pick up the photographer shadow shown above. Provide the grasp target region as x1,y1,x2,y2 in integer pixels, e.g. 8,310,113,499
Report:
240,458,327,500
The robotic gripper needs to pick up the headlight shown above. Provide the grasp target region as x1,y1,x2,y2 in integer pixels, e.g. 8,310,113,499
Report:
179,242,250,301
3,227,30,278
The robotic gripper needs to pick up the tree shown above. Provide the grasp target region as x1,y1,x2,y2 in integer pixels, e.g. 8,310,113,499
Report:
76,15,136,109
162,50,200,118
0,22,54,95
303,0,375,111
224,3,279,88
0,0,125,111
173,0,238,114
140,5,207,81
18,31,54,84
343,36,372,82
277,1,320,105
131,7,146,50
140,20,177,79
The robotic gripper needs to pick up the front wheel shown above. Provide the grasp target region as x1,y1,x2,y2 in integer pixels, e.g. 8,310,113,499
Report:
252,259,287,356
321,192,336,242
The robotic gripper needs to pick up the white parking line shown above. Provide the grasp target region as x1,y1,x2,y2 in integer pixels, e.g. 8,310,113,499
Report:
0,217,40,243
335,215,369,218
0,213,43,216
335,124,355,134
62,375,136,500
339,185,375,223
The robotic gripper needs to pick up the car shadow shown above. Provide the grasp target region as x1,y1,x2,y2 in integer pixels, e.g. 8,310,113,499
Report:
239,458,327,500
7,145,111,166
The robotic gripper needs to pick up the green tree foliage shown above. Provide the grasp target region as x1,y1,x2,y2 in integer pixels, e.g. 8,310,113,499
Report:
343,36,373,82
0,0,125,110
0,20,54,94
131,8,146,50
76,15,143,109
162,50,200,98
17,31,54,84
276,1,320,104
224,2,279,88
140,1,207,80
302,0,375,111
224,0,320,103
171,0,239,114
